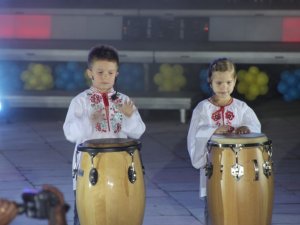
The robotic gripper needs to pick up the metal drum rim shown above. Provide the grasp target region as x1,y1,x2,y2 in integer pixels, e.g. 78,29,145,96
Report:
207,140,272,148
77,138,141,153
208,133,272,148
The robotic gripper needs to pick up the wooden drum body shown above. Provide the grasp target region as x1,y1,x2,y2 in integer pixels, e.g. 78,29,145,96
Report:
76,138,145,225
206,133,274,225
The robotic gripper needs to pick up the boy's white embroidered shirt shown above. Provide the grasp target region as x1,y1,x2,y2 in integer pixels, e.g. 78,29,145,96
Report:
63,88,146,190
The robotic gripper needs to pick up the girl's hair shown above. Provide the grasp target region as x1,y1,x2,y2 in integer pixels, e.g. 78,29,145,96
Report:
207,58,236,83
87,45,119,68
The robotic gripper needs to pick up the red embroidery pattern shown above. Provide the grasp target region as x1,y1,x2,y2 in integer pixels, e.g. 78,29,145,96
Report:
114,123,121,133
96,122,107,132
211,108,235,126
212,110,222,121
225,111,234,120
90,94,101,104
88,91,123,134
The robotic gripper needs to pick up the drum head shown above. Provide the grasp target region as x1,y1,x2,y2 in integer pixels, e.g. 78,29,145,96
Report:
77,138,141,153
209,133,269,146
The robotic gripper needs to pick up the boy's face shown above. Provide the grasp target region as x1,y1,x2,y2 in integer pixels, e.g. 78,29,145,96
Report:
88,60,118,92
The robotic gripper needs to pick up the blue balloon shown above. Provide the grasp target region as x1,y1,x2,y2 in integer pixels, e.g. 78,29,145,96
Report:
0,61,23,91
119,64,130,75
286,75,297,87
199,69,208,81
136,78,144,90
61,71,73,81
280,71,291,81
55,78,65,89
65,83,77,91
55,64,66,76
74,71,85,82
277,82,287,94
294,70,300,81
289,88,300,99
283,94,293,102
297,83,300,92
294,69,300,76
67,62,80,71
200,82,211,95
55,62,87,90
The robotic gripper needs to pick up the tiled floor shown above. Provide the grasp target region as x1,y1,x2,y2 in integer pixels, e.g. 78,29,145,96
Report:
0,99,299,225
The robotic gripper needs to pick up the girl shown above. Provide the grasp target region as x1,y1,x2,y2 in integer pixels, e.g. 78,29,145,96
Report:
187,58,261,224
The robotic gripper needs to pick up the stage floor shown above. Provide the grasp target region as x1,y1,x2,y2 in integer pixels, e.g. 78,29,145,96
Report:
0,98,299,225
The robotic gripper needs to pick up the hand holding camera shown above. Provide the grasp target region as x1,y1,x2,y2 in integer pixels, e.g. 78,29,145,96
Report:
0,199,18,225
0,184,69,225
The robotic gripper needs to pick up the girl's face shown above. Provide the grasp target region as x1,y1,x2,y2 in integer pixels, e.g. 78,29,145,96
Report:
210,70,236,100
88,60,118,92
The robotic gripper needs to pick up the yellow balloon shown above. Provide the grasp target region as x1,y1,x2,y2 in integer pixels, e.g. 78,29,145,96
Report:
162,82,173,92
35,85,45,91
259,85,269,95
160,64,172,75
172,74,179,83
32,64,45,75
248,85,260,96
27,77,38,88
257,72,269,86
244,73,255,83
163,72,172,80
178,76,186,87
237,82,248,94
40,74,53,85
245,94,257,101
237,70,247,81
154,73,162,85
248,66,260,75
173,64,184,75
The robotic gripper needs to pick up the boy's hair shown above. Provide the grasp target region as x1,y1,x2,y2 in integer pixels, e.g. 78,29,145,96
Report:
208,58,236,83
87,45,119,68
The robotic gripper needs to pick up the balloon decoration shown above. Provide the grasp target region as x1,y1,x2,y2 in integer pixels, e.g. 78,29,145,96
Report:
84,69,92,87
54,62,87,91
0,61,23,91
199,68,212,95
154,64,186,91
118,63,144,92
21,63,54,90
277,69,300,101
236,66,269,101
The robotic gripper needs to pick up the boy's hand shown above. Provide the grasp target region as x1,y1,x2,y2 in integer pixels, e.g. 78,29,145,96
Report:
90,111,103,123
235,126,250,134
214,125,234,134
119,99,135,117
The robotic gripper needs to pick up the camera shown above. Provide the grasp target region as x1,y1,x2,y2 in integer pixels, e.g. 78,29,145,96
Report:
17,189,59,219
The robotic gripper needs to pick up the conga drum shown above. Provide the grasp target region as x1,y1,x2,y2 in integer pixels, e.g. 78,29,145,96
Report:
76,138,145,225
206,133,274,225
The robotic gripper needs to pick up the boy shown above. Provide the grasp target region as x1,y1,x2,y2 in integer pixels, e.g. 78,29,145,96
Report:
63,45,146,225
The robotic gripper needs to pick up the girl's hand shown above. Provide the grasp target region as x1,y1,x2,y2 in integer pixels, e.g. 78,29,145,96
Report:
119,99,135,117
235,126,250,134
214,125,234,134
